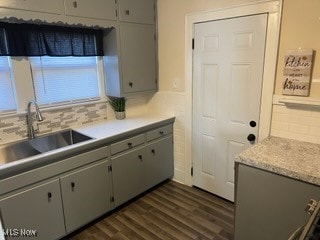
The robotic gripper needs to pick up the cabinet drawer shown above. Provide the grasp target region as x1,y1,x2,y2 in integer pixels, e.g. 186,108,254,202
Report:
64,0,117,20
146,125,173,142
111,134,145,155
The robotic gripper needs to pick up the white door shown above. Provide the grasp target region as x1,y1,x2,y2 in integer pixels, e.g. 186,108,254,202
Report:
192,14,267,202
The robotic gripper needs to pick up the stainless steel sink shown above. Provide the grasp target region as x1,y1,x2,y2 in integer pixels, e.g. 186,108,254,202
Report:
0,130,93,164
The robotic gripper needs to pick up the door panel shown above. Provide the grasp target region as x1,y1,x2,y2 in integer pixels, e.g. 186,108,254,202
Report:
193,14,267,201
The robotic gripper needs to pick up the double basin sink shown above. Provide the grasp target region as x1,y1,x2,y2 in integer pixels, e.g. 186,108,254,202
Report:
0,130,93,164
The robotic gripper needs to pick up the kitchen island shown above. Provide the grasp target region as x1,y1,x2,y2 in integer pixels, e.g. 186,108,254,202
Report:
235,136,320,240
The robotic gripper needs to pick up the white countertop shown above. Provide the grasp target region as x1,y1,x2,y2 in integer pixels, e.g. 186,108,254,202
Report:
0,114,175,178
237,136,320,186
76,114,174,139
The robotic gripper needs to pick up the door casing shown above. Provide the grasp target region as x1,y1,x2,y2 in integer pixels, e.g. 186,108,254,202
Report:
184,1,282,186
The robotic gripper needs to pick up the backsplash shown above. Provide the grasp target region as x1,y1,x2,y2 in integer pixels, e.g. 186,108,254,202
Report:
0,102,108,145
147,91,186,184
271,103,320,144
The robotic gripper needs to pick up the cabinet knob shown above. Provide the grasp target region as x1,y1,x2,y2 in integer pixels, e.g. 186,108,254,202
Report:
127,142,133,147
71,182,75,189
151,149,155,154
48,192,52,200
129,82,133,88
125,9,130,15
73,1,78,8
159,131,164,135
138,155,142,161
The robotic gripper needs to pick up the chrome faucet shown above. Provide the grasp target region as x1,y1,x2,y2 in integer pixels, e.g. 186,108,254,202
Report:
27,100,44,139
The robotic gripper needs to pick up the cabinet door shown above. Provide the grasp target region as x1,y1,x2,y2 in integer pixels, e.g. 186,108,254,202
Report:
112,147,146,207
60,160,112,234
120,24,157,94
146,136,174,189
118,0,155,24
64,0,117,20
235,164,320,240
0,0,63,14
0,179,65,240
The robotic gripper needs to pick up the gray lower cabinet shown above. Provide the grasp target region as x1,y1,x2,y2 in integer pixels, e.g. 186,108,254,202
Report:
0,179,65,240
235,163,320,240
60,160,112,234
111,147,146,207
146,135,173,189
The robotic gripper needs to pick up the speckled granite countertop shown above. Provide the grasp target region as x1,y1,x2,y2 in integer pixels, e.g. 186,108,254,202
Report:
236,136,320,186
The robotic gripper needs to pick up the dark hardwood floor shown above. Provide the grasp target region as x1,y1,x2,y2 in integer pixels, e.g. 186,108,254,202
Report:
68,181,234,240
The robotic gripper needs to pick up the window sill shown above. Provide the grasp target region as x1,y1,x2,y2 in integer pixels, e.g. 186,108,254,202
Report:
0,99,108,119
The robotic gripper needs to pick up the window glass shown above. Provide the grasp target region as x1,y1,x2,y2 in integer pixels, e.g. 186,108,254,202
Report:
0,56,16,112
30,56,100,106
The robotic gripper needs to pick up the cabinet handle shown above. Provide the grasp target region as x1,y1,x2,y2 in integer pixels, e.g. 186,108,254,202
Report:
73,1,78,8
151,149,155,154
125,9,130,15
127,142,133,147
129,82,133,88
71,182,75,189
159,131,164,135
48,192,52,200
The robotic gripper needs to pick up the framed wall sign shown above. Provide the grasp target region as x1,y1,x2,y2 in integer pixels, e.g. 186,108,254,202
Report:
282,49,314,96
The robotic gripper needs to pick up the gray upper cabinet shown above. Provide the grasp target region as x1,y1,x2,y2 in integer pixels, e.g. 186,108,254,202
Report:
120,24,156,94
104,0,157,97
0,0,63,14
111,147,146,207
60,160,112,234
118,0,155,24
0,179,65,240
64,0,117,20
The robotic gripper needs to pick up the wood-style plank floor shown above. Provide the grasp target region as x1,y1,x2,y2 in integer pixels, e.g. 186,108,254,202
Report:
67,181,234,240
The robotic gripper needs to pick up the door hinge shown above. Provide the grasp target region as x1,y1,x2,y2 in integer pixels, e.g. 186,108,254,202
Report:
191,167,193,176
192,38,194,50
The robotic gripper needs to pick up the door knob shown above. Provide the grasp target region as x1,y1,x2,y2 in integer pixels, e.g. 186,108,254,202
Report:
250,121,257,127
247,134,256,142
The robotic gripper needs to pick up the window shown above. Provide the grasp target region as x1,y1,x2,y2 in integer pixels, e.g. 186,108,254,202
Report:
30,56,100,106
0,56,16,112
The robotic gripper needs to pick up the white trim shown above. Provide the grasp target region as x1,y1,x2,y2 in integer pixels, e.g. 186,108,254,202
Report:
273,94,320,107
185,0,282,186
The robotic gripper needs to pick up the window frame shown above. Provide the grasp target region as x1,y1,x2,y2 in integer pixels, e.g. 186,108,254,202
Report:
2,56,106,115
29,56,104,107
0,56,17,115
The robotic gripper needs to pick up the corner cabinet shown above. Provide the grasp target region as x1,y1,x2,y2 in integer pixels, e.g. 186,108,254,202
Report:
0,179,65,240
104,0,157,97
110,123,173,206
